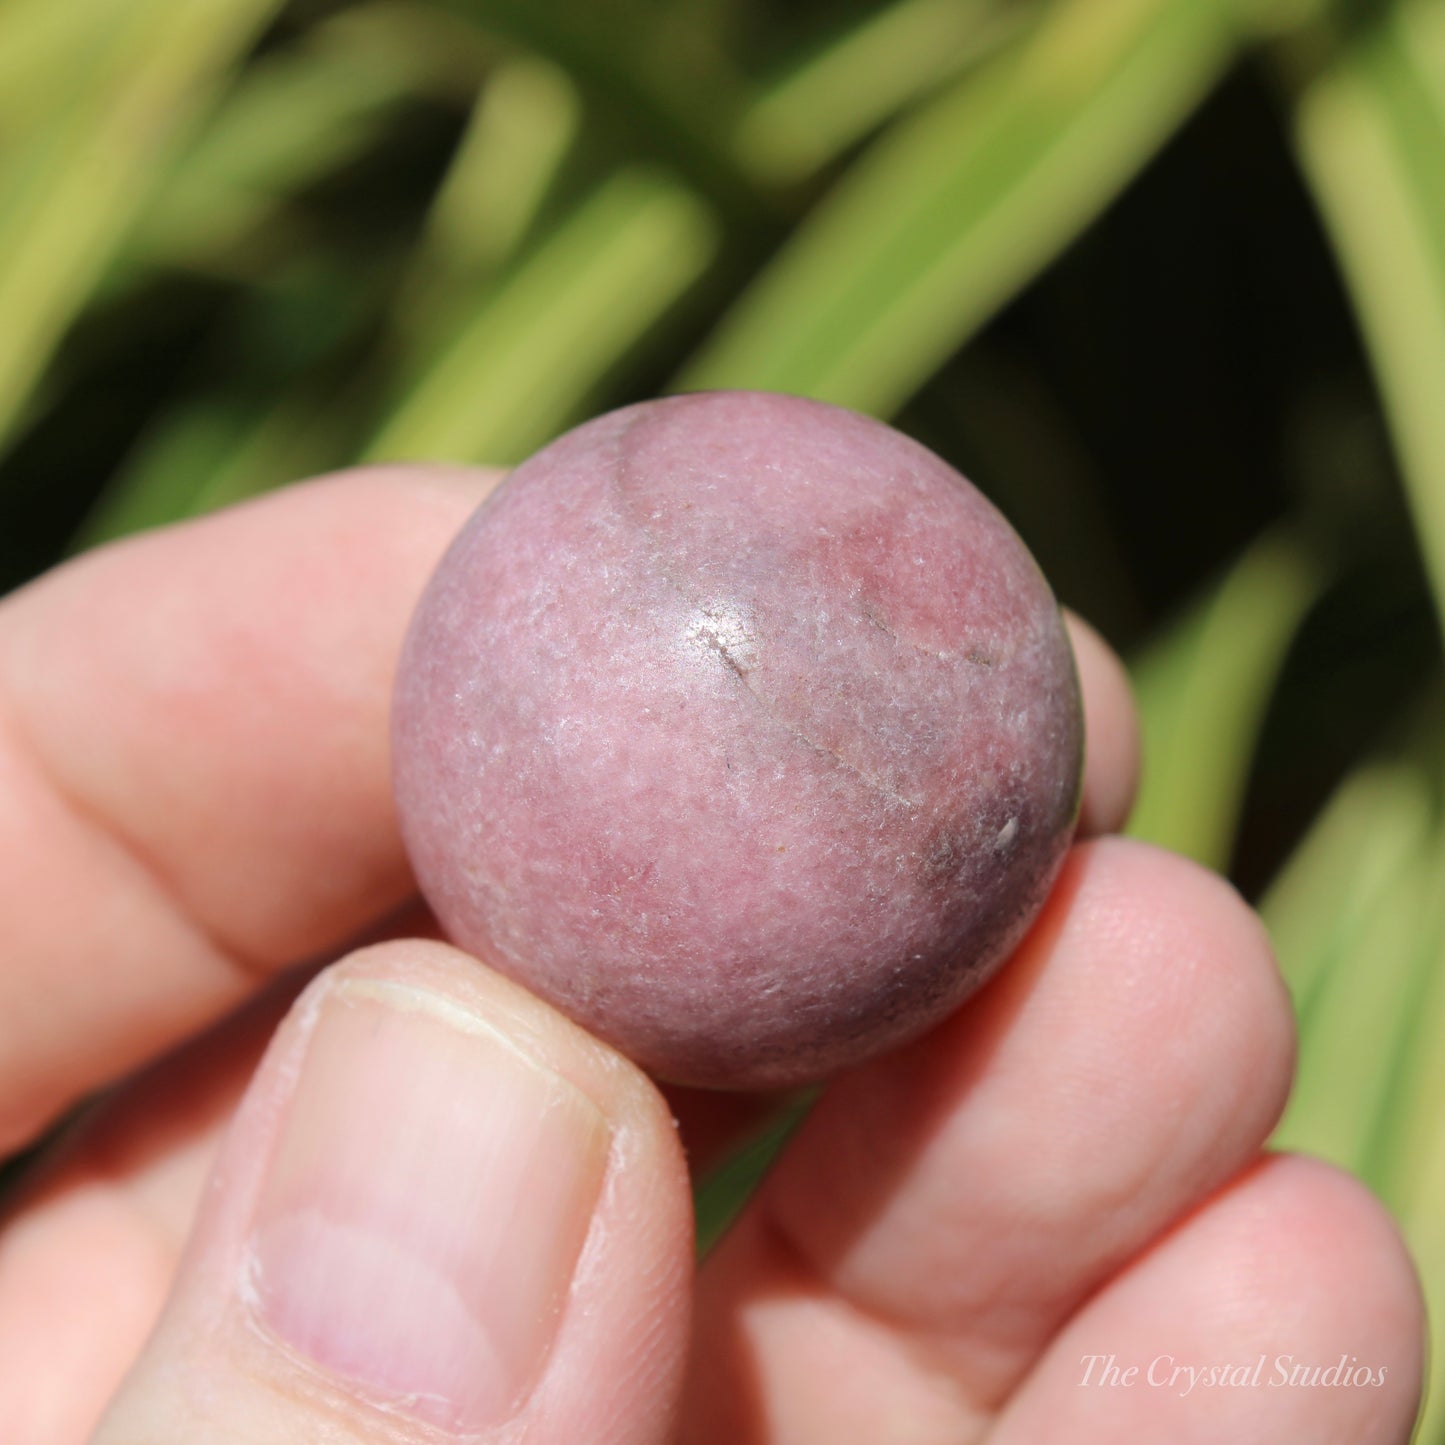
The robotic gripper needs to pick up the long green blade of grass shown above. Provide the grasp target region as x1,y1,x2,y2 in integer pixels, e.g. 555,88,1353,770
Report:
1364,832,1445,1211
1270,827,1437,1179
425,0,754,219
84,50,583,542
73,250,380,546
367,168,717,466
1259,762,1433,1020
0,0,107,142
1290,0,1445,639
387,53,582,375
76,381,351,548
731,0,1017,185
693,1093,816,1257
1395,917,1445,1445
74,401,259,549
1260,753,1444,1441
1268,779,1445,1415
0,0,285,453
309,0,497,97
416,55,580,284
1126,533,1320,870
125,19,445,278
1407,1169,1445,1444
675,0,1239,416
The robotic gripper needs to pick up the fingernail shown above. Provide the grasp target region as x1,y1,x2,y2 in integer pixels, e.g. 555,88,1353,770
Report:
245,978,610,1433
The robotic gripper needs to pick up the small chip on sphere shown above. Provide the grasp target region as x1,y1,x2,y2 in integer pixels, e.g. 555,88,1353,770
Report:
392,392,1083,1089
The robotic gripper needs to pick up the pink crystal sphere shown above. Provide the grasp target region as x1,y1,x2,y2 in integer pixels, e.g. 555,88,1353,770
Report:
392,392,1083,1089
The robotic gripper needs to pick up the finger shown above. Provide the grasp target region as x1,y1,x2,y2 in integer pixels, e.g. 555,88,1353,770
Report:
92,939,693,1445
0,975,298,1445
682,837,1296,1441
1063,610,1139,836
0,464,500,1151
990,1154,1424,1443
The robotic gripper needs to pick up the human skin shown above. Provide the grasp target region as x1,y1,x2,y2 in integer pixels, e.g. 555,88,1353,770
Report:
0,465,1423,1445
393,393,1083,1088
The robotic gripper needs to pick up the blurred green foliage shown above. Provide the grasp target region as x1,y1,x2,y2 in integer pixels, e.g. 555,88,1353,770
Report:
2,0,1443,1434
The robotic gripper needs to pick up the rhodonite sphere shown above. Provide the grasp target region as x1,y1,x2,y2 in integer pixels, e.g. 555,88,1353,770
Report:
392,391,1083,1089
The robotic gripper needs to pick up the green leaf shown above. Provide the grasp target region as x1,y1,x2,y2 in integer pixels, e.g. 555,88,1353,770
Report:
307,0,498,94
425,0,754,220
1260,752,1445,1407
1260,762,1433,1020
367,167,717,467
675,0,1240,416
731,0,1019,185
1126,533,1321,870
1392,923,1445,1445
126,18,446,278
387,53,582,371
75,383,351,549
1289,0,1445,640
0,0,109,144
415,55,581,283
694,1093,814,1257
1270,821,1438,1180
72,401,257,549
0,0,286,454
73,254,379,545
1365,829,1445,1212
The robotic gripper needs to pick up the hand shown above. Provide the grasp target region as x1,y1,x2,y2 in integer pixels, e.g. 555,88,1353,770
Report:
0,466,1423,1443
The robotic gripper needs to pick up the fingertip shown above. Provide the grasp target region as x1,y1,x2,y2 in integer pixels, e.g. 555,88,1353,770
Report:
989,1152,1426,1444
1239,1154,1426,1342
1048,836,1297,1137
1279,1154,1428,1415
1149,1152,1426,1435
1063,611,1140,836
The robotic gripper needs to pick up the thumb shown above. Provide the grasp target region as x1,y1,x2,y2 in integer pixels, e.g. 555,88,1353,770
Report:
92,940,693,1444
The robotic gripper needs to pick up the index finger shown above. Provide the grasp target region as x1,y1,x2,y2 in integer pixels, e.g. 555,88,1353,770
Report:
0,466,500,1152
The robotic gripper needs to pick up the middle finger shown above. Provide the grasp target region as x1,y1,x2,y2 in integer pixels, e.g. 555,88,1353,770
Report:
682,836,1296,1441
